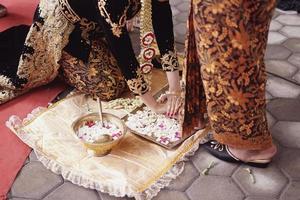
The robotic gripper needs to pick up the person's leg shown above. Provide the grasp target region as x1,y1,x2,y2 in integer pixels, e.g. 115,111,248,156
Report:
60,0,126,100
192,0,277,164
0,4,7,18
60,38,127,101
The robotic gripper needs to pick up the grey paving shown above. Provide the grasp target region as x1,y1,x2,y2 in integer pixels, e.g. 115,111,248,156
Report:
8,4,300,200
281,26,300,38
10,162,63,199
266,111,277,128
274,148,300,180
266,76,300,98
29,150,38,162
265,60,298,79
265,45,292,60
272,121,300,149
293,72,300,83
266,90,274,100
43,182,99,200
186,176,244,200
280,181,300,200
166,162,199,191
171,1,189,45
191,147,239,177
284,38,300,53
153,191,189,200
269,20,283,31
288,53,300,68
275,14,300,26
98,193,133,200
245,197,278,200
267,98,300,121
268,32,287,45
232,164,288,198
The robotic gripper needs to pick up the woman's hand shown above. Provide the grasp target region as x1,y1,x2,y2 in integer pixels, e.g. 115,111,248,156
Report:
139,90,183,116
139,91,167,114
152,102,168,114
157,91,183,118
162,70,183,117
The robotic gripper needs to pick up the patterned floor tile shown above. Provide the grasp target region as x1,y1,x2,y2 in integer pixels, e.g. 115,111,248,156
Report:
272,121,300,149
10,162,63,199
187,176,244,200
233,164,288,198
44,182,100,200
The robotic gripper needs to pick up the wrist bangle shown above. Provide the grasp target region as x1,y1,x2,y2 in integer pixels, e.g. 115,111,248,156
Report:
165,90,181,96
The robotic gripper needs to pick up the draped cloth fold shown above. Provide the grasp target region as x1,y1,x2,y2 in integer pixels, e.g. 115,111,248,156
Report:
6,94,210,200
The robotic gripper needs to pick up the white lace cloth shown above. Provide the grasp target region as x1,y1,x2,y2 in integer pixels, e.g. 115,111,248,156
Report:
6,94,211,200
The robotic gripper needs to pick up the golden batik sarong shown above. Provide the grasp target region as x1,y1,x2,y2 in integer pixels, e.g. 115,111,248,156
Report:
182,0,276,150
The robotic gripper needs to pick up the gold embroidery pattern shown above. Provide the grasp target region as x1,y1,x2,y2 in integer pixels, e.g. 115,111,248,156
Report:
17,0,74,90
0,75,15,90
0,75,17,104
127,74,149,96
98,0,130,37
58,0,80,24
161,51,179,72
60,39,127,101
0,89,18,104
79,18,98,41
139,0,154,89
0,0,74,104
183,0,276,150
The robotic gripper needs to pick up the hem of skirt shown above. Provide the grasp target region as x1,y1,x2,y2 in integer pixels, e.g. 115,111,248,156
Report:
213,133,273,150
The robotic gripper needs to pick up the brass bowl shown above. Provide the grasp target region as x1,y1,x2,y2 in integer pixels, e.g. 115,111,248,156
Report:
72,113,126,156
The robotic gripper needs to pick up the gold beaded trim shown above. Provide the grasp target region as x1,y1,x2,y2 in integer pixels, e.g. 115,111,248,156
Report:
98,0,130,37
139,0,155,88
58,0,80,23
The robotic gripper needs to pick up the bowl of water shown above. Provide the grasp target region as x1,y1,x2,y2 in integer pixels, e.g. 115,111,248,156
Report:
72,113,126,156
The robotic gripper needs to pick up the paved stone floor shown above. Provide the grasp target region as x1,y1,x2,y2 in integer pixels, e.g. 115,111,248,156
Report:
7,3,300,200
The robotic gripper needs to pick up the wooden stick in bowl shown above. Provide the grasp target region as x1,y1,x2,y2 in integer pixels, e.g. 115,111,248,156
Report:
96,97,104,127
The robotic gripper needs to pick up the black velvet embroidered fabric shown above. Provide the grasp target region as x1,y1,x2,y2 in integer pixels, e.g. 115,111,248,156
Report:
0,0,177,103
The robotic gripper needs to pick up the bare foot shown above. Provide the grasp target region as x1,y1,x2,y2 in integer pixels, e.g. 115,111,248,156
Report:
228,144,277,162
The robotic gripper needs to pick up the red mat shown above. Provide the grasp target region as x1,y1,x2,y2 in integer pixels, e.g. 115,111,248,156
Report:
0,0,39,31
0,81,66,200
0,1,66,199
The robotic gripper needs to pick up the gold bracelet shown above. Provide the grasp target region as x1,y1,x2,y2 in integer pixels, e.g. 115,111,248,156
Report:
165,90,182,97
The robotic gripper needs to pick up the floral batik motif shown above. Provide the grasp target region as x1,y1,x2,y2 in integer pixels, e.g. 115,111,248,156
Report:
182,0,276,150
60,39,127,101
